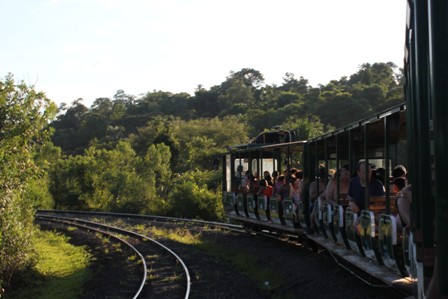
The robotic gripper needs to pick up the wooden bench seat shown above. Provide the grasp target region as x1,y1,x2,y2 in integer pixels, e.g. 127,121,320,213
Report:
369,196,398,215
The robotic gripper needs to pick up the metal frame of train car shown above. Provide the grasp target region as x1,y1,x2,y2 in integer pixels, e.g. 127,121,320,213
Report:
222,139,306,233
405,0,448,297
305,102,408,276
222,103,415,290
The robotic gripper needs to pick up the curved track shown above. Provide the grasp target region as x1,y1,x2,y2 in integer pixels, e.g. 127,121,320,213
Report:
36,213,191,299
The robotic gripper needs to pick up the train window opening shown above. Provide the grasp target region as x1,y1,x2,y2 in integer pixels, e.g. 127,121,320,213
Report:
260,158,277,176
251,159,258,176
234,159,249,172
290,152,303,170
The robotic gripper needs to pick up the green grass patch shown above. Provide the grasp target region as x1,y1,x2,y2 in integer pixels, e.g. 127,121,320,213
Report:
4,229,92,299
148,226,203,245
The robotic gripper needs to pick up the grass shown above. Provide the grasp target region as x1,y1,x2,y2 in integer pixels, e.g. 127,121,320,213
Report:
149,226,202,245
4,229,92,299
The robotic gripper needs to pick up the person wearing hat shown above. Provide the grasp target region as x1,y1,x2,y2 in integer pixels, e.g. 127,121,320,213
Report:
392,165,407,178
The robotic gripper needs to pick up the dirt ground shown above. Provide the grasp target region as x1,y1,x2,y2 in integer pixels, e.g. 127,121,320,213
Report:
160,227,407,299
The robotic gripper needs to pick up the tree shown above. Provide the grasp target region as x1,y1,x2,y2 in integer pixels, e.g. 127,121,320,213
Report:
50,141,173,215
217,78,255,115
167,169,224,220
276,91,302,108
50,99,89,154
347,62,402,110
280,115,328,140
228,68,265,89
0,74,57,291
280,73,309,94
189,86,220,118
82,142,153,213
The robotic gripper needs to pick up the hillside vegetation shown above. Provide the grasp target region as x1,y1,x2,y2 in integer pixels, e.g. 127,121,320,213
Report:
0,62,403,293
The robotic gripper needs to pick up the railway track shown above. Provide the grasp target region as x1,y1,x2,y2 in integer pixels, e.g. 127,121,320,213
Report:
36,210,411,298
36,214,191,299
37,209,245,232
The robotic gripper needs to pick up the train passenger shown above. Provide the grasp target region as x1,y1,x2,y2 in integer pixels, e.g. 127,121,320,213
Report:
249,171,260,193
235,165,244,189
325,164,350,207
391,164,407,192
272,171,279,192
275,173,285,194
310,168,328,205
258,179,273,223
392,177,406,194
348,161,385,214
308,167,328,233
396,182,412,229
374,167,386,186
392,177,407,230
233,165,246,216
263,170,271,182
241,170,251,217
392,165,407,179
250,172,261,219
290,176,301,203
275,175,289,225
309,168,327,209
289,175,301,224
288,167,298,179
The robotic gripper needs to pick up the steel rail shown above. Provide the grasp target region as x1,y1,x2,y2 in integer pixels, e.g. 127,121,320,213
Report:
37,209,243,230
36,215,147,299
36,214,191,299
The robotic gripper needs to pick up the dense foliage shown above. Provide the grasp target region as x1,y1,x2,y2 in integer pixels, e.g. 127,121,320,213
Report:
0,62,403,294
46,62,403,222
0,74,57,292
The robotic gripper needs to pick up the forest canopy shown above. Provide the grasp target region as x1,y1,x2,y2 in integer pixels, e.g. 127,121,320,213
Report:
0,62,403,293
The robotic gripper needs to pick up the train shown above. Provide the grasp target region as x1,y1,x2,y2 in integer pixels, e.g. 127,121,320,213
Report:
221,1,447,298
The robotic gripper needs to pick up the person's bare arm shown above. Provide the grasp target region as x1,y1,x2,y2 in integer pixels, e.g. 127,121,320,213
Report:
348,196,360,213
326,180,337,206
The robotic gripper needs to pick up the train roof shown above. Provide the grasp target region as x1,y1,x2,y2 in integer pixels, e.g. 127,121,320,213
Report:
308,101,406,143
225,140,307,154
224,101,406,155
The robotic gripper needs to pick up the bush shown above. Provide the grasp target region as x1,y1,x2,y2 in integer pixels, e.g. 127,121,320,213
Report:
168,170,224,221
0,74,57,292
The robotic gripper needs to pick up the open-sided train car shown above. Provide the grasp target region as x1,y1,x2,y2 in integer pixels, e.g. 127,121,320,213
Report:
222,1,447,297
222,135,305,228
221,103,411,288
305,102,408,272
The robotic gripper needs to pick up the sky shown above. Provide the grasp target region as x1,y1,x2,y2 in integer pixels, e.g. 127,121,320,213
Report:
1,0,407,108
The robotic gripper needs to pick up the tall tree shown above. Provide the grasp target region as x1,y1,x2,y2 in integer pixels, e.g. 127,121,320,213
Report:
217,78,255,115
228,68,265,89
50,99,89,154
190,85,220,118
